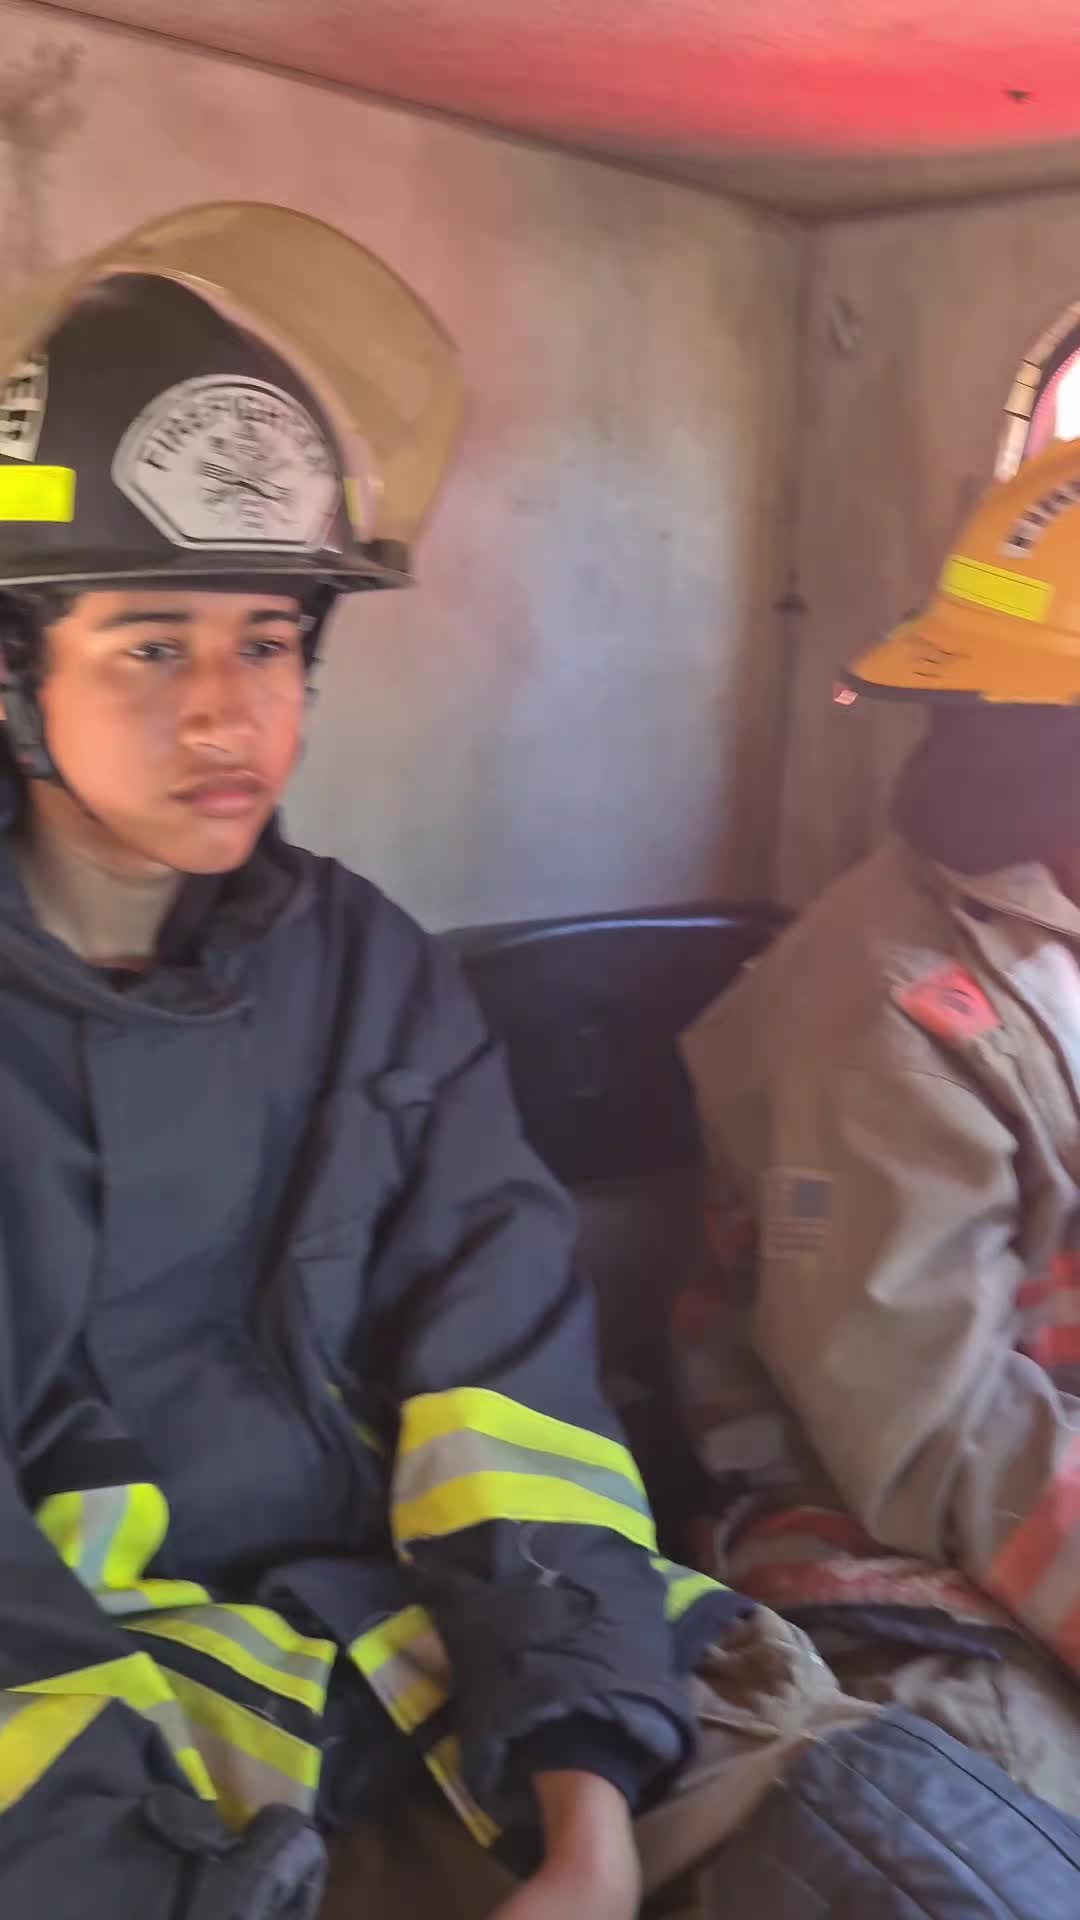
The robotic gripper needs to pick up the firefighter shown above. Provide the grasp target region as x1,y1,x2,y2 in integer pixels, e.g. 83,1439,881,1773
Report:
680,436,1080,1820
0,201,1073,1920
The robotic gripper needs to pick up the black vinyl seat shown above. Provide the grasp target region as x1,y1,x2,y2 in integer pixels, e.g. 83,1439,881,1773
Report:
442,903,787,1547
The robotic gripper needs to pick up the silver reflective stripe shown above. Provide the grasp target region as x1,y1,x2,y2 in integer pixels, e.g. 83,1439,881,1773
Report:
365,1636,450,1720
395,1430,652,1520
140,1607,330,1690
0,1694,31,1735
1,1685,193,1778
142,1695,202,1764
101,1590,159,1618
77,1487,130,1590
187,1722,315,1817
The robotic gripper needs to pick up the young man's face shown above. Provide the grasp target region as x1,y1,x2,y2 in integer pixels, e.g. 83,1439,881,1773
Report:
31,587,308,874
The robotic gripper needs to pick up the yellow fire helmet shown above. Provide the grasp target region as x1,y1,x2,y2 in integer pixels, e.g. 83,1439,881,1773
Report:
843,437,1080,707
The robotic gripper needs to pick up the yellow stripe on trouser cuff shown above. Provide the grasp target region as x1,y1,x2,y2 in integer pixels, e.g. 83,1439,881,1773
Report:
37,1483,172,1595
35,1490,83,1570
350,1606,499,1850
427,1736,499,1849
351,1604,452,1734
132,1606,335,1712
164,1670,322,1831
0,1693,106,1813
102,1579,213,1618
12,1654,215,1800
17,1651,180,1713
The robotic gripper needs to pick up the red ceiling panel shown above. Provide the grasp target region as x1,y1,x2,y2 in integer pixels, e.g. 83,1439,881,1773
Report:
31,0,1080,208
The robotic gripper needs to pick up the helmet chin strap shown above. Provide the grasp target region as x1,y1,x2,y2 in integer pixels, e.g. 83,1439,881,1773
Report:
3,674,142,856
3,676,59,784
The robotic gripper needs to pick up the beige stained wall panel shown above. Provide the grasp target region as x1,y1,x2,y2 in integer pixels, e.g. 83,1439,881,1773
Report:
779,191,1080,906
0,4,803,930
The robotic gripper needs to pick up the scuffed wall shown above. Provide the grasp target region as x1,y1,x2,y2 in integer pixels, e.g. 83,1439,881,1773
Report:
0,3,804,929
779,191,1080,906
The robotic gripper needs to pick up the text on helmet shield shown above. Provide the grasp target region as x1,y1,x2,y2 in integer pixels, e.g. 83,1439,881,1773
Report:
111,375,340,552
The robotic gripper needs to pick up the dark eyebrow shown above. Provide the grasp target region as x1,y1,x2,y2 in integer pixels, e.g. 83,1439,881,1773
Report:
94,606,303,632
95,610,193,631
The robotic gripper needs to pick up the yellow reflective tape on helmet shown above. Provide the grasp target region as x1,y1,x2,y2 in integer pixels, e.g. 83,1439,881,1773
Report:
426,1735,500,1849
0,465,75,522
133,1607,334,1714
393,1469,657,1550
164,1670,322,1829
941,554,1052,624
399,1387,647,1491
0,1693,106,1813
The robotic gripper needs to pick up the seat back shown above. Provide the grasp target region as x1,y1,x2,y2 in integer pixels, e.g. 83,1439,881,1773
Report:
444,904,786,1544
445,905,786,1188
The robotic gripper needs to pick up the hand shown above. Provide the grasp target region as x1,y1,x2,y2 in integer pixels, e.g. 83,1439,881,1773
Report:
494,1771,641,1920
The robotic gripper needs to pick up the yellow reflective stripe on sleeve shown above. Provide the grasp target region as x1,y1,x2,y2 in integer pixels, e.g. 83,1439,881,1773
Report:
395,1388,655,1550
102,1484,170,1589
400,1388,646,1487
351,1603,441,1672
35,1490,83,1569
164,1670,322,1831
0,1694,106,1813
326,1380,387,1458
36,1483,171,1595
12,1652,216,1801
140,1703,217,1801
650,1557,729,1622
348,1609,502,1848
15,1650,178,1713
133,1607,335,1714
220,1605,336,1662
394,1470,656,1549
426,1735,500,1849
350,1603,451,1734
101,1579,213,1618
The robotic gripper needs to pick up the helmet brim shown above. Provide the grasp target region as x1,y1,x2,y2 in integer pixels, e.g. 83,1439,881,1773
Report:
847,603,1080,707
